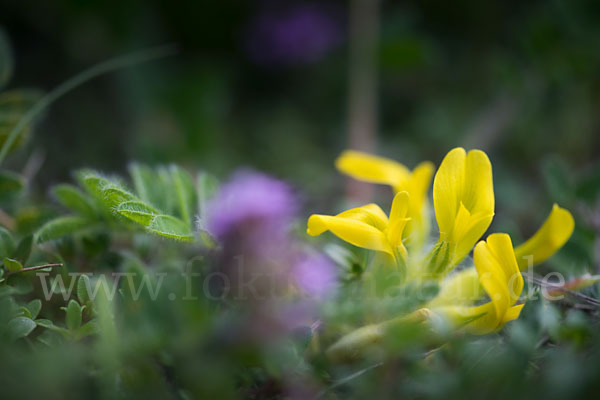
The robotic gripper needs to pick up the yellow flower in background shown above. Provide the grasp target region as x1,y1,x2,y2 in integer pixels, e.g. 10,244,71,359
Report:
335,150,434,249
307,191,411,261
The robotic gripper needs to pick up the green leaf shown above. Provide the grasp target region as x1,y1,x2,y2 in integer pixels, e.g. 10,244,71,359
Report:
3,257,22,272
26,299,42,319
0,170,25,200
74,320,98,340
36,318,70,337
7,316,36,341
53,184,96,217
0,29,14,89
77,274,92,305
12,235,32,264
116,200,158,226
0,90,44,153
0,226,15,259
64,299,83,330
196,172,219,228
35,216,89,243
157,166,176,214
19,306,31,318
129,163,155,204
170,165,196,226
148,215,194,241
78,171,110,197
101,184,137,208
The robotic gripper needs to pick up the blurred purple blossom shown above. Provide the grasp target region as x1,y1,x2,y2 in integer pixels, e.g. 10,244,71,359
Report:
205,170,297,241
246,3,344,66
294,253,337,298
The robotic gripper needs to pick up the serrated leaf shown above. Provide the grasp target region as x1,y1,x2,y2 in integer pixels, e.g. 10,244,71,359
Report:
0,29,13,89
0,170,25,200
26,299,42,319
116,200,158,226
148,215,194,241
0,226,15,258
3,257,22,272
78,171,110,196
101,185,137,208
35,216,89,243
77,274,92,305
12,235,32,264
53,184,96,217
65,299,82,330
7,316,36,341
170,165,196,226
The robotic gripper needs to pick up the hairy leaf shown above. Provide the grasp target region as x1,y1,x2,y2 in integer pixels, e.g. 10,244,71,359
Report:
53,184,96,217
117,200,158,226
170,165,196,225
35,216,89,243
148,215,194,241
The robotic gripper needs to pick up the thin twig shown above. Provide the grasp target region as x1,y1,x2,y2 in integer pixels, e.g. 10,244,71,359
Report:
315,362,384,399
527,274,600,307
7,263,62,275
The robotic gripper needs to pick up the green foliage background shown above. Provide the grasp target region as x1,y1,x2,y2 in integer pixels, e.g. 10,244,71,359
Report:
0,0,600,399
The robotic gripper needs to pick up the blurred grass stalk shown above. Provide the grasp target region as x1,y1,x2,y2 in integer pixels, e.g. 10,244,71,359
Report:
347,0,380,203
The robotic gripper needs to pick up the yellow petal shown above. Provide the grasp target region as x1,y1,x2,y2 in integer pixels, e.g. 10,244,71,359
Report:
387,191,410,244
428,267,484,308
307,214,392,255
501,304,524,325
335,150,410,188
433,147,495,266
473,239,511,324
337,203,389,231
404,161,435,247
514,204,575,271
485,233,523,305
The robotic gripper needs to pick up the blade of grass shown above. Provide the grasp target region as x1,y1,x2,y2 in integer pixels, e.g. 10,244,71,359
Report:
0,44,178,166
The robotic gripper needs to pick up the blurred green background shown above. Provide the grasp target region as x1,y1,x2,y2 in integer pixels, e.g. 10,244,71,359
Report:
2,0,600,262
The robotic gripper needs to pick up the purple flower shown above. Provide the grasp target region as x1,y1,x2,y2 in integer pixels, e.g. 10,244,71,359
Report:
205,170,297,240
294,254,337,298
246,4,343,66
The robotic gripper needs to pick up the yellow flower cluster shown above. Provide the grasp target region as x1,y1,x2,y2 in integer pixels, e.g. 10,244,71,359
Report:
308,148,574,337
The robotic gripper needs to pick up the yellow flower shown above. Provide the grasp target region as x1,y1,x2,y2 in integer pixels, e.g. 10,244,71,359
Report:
431,147,495,271
307,191,411,261
335,150,434,249
429,233,524,334
514,204,574,270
